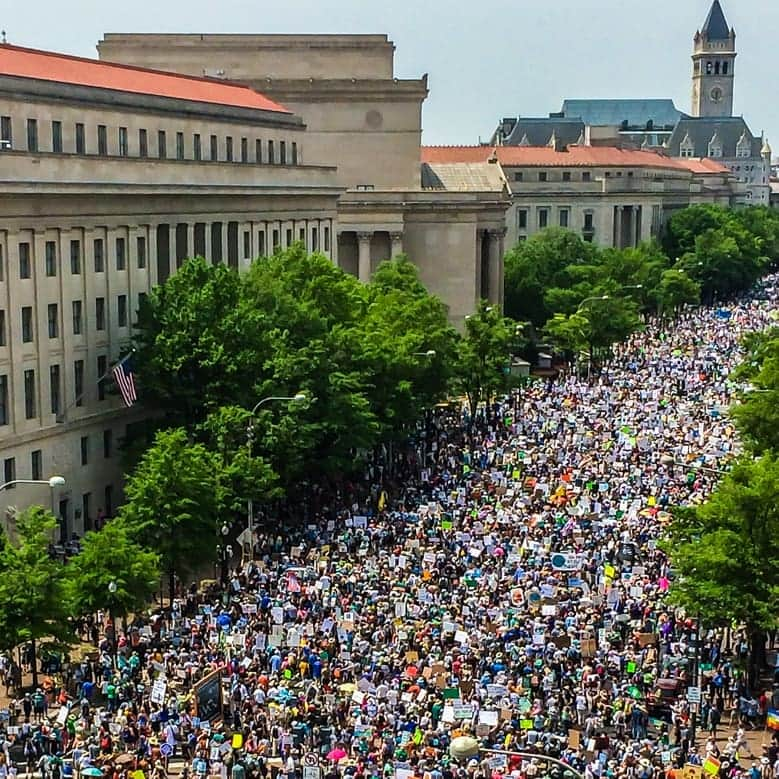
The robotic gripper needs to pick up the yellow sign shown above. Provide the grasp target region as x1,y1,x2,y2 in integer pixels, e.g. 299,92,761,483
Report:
232,734,243,749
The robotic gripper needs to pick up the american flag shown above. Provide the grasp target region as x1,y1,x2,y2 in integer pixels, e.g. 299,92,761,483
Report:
113,355,137,407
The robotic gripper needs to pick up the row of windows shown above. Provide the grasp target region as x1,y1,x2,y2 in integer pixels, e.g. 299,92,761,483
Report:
517,206,594,232
0,294,135,347
0,236,147,281
0,115,299,166
513,170,593,184
0,352,122,424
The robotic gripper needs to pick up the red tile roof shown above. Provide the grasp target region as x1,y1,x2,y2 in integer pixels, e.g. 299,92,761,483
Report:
421,145,729,174
0,43,291,114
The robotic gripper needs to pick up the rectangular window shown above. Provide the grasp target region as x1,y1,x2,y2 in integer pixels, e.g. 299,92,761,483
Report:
24,369,36,419
324,226,331,252
21,306,33,343
157,130,167,159
562,171,571,182
210,134,218,161
3,458,15,488
256,139,262,163
27,118,38,152
0,310,5,346
47,303,58,339
75,122,85,154
268,140,275,164
584,213,594,231
243,231,251,259
514,171,523,182
139,128,148,158
115,237,126,270
74,359,84,407
104,484,113,516
517,209,528,230
193,133,201,161
94,238,104,272
31,450,42,481
117,294,127,327
72,300,83,335
0,375,7,425
0,116,12,148
272,229,279,250
97,355,107,401
538,171,548,182
582,171,592,182
45,240,57,276
103,429,113,459
95,297,105,331
225,136,233,162
50,364,60,416
97,124,107,156
70,239,81,274
241,137,248,163
82,493,91,528
118,126,128,157
80,435,89,466
286,229,293,248
176,131,184,160
559,208,570,228
258,231,266,256
292,142,298,165
136,235,147,269
52,120,62,153
312,228,319,252
280,141,287,165
538,208,549,229
19,242,31,279
0,244,4,281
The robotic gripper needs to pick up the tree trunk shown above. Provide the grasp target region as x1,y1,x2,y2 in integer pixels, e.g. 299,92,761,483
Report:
168,565,176,609
30,637,38,689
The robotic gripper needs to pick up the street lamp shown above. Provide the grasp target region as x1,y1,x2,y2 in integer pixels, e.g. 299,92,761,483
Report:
0,475,66,491
412,350,436,357
448,736,584,779
577,294,610,310
244,393,306,560
107,580,118,669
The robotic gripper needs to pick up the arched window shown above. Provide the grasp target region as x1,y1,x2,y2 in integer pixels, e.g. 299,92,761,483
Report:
714,61,720,75
706,61,713,74
722,61,729,75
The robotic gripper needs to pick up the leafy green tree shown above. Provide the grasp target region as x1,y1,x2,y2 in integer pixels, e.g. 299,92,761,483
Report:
657,268,700,318
120,428,225,600
0,507,72,686
452,301,519,417
65,520,160,621
663,203,732,261
664,455,779,681
543,312,590,358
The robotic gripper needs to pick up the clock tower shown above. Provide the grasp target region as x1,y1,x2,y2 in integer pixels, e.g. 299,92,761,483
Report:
691,0,736,118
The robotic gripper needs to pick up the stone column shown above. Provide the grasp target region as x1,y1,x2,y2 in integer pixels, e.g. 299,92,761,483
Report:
357,231,373,283
204,222,212,263
186,223,195,262
390,232,404,258
497,227,506,311
633,206,642,247
487,228,504,307
614,206,624,248
475,230,484,302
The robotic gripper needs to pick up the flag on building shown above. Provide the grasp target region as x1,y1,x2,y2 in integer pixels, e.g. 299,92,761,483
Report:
113,354,137,407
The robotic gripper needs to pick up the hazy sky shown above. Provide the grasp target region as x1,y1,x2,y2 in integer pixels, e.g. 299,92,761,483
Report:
5,0,777,146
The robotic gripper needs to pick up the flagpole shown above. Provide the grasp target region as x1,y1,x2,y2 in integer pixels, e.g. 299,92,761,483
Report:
56,349,135,424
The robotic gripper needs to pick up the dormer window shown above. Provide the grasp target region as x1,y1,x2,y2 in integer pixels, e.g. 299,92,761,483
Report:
708,142,723,158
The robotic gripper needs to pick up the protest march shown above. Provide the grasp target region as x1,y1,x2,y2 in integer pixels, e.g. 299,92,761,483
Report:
2,277,779,779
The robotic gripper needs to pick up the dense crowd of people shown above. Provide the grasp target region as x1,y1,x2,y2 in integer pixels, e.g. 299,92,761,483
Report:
3,279,779,779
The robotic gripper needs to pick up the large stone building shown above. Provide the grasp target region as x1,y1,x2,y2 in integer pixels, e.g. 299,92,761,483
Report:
0,43,341,537
96,34,511,324
491,0,770,205
421,145,737,249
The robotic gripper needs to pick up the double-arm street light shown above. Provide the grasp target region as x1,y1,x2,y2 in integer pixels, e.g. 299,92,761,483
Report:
244,393,307,559
0,475,66,491
659,454,730,476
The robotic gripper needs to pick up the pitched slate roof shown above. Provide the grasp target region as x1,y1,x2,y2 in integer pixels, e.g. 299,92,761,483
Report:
421,161,508,192
667,117,761,158
559,99,685,128
0,43,290,113
701,0,731,40
421,145,730,175
501,117,584,148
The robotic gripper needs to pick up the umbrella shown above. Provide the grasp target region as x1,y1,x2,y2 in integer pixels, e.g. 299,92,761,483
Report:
82,768,103,777
327,748,347,762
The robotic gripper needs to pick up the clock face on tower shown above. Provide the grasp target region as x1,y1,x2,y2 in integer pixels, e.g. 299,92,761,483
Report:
710,86,724,104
